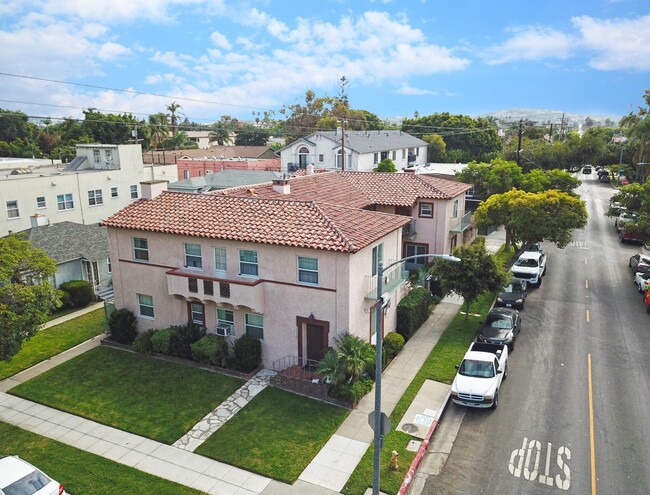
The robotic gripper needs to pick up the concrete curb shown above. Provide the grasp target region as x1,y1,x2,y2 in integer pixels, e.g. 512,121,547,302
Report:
398,389,451,495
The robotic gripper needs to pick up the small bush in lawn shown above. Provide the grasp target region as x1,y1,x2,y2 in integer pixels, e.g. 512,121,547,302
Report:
191,334,229,366
59,280,94,307
150,328,174,354
383,332,405,359
233,334,261,372
168,323,205,359
132,329,156,354
108,308,138,344
330,378,374,405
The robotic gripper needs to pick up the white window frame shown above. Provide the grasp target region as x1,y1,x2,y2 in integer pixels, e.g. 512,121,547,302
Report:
213,247,227,274
373,152,379,164
6,200,19,219
183,170,190,179
217,308,235,335
190,302,205,325
453,199,459,219
133,237,149,261
93,149,101,164
419,203,433,218
88,189,103,206
245,313,264,340
111,187,118,198
392,150,396,160
239,249,258,277
36,196,46,209
297,256,319,285
372,243,383,277
56,193,74,211
318,154,324,162
138,294,154,319
184,243,202,269
130,185,138,199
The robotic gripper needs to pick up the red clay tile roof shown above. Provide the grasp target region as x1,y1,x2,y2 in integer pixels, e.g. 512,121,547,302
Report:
220,171,471,207
101,192,409,253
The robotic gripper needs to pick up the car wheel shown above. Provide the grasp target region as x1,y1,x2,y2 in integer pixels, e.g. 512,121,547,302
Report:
536,278,542,287
639,283,644,293
492,391,499,409
542,266,547,276
503,363,509,380
510,338,515,351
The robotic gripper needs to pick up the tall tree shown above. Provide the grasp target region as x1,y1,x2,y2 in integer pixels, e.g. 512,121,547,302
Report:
422,134,446,162
148,113,170,149
432,242,509,320
234,125,269,146
620,90,650,165
209,117,234,145
166,101,183,137
0,235,61,361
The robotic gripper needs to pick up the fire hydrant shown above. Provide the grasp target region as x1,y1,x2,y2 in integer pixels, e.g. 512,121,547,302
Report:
390,450,399,470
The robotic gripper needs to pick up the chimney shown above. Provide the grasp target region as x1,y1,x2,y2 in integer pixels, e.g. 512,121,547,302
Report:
30,213,48,228
306,164,315,175
272,176,291,194
141,180,168,199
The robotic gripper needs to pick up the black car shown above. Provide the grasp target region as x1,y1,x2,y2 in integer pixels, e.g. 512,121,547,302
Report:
476,308,521,351
496,278,528,309
582,166,592,174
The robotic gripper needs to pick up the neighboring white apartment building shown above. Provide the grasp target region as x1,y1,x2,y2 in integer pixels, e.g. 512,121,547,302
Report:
278,129,428,173
102,181,410,368
1,144,177,236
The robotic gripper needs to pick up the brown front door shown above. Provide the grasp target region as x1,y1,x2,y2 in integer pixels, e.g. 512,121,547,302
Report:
306,324,326,362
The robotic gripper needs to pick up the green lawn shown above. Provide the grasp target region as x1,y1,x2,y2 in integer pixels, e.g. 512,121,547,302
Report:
196,387,349,483
0,422,206,495
9,346,245,444
0,309,107,381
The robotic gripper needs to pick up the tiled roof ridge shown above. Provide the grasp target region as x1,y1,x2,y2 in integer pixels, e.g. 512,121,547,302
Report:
311,202,358,252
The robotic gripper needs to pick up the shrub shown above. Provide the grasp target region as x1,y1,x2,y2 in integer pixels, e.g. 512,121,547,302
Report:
383,332,405,359
329,378,374,405
59,280,94,307
150,328,174,355
232,334,261,372
132,329,156,354
108,308,138,344
191,334,229,366
168,323,205,359
396,286,432,341
58,290,71,309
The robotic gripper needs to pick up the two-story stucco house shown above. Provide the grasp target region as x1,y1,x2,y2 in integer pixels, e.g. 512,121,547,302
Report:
278,129,428,173
1,144,177,236
102,181,411,368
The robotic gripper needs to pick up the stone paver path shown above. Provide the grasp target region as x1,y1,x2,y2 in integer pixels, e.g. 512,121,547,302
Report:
173,368,277,452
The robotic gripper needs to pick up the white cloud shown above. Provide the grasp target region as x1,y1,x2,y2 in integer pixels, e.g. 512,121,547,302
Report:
98,42,132,60
483,26,575,65
572,14,650,71
40,0,205,23
398,84,438,96
209,31,231,50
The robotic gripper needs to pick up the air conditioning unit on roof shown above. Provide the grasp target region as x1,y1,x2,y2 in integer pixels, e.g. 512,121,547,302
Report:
215,323,233,337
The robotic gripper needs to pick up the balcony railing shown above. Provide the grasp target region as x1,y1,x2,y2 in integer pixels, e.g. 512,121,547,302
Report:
364,260,409,300
166,268,265,313
450,211,474,233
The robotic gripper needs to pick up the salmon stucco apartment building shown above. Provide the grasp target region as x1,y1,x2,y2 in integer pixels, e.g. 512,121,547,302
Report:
102,170,474,368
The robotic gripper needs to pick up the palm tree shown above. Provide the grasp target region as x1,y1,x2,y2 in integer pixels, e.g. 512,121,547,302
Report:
620,90,650,164
208,123,231,146
148,113,169,148
161,131,197,150
166,101,183,137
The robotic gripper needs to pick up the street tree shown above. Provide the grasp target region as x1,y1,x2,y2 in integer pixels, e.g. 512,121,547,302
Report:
234,125,269,146
374,158,396,172
456,158,523,199
473,188,588,250
422,134,446,162
431,241,509,320
0,235,61,361
620,90,650,165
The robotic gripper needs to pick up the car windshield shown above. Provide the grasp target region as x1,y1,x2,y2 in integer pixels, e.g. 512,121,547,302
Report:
502,281,524,293
459,359,495,378
486,316,512,329
515,258,538,268
2,470,51,495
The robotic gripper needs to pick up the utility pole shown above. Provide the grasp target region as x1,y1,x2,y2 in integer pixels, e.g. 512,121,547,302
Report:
340,119,346,171
516,119,523,169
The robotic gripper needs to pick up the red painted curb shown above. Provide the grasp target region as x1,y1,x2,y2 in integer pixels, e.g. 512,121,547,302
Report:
398,390,450,495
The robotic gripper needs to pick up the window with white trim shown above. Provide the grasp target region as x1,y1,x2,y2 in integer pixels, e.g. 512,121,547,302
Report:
130,185,138,199
190,302,205,325
138,294,154,318
373,152,379,164
217,308,234,334
6,200,19,219
402,149,406,159
184,243,202,269
453,199,459,219
36,196,46,208
93,149,101,164
372,243,383,277
213,247,227,273
88,189,103,206
392,150,396,160
111,187,118,198
183,170,190,179
133,237,149,261
239,250,258,277
318,154,324,162
56,193,74,211
298,256,319,285
419,203,433,218
245,313,264,340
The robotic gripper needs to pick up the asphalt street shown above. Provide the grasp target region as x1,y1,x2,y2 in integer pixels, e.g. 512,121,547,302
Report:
421,173,650,495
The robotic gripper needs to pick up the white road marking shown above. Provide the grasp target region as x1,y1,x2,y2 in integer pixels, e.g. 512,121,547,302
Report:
509,437,571,490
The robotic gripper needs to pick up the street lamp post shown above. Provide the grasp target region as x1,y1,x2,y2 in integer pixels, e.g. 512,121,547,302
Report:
372,253,461,495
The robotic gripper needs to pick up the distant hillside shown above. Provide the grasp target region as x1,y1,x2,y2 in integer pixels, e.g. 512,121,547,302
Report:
480,108,621,127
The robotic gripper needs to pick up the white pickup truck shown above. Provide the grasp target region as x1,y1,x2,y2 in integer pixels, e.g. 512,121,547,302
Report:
511,251,546,287
450,342,508,409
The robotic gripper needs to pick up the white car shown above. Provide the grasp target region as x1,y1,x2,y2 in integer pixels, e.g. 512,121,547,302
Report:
0,456,66,495
634,272,650,293
511,251,547,287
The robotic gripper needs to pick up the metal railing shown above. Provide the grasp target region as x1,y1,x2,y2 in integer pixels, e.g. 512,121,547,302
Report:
450,210,473,233
271,355,321,380
364,260,409,300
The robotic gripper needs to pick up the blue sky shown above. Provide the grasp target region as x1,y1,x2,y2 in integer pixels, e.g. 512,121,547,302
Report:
0,0,648,126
